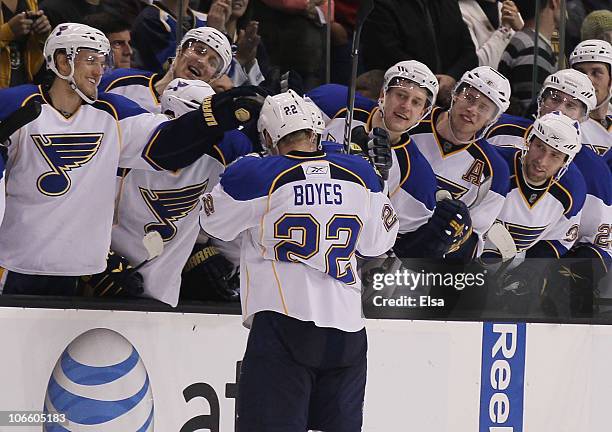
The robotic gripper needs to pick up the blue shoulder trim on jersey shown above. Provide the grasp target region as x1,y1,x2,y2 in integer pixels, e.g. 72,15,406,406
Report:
573,146,612,205
306,84,376,120
96,92,149,120
325,152,382,193
215,130,253,166
99,68,155,92
0,84,40,121
391,140,436,211
487,113,533,139
474,139,511,196
553,163,587,218
321,141,344,153
605,149,612,173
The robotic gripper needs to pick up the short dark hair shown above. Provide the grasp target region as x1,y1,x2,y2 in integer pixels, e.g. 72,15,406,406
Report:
82,12,130,35
513,0,549,22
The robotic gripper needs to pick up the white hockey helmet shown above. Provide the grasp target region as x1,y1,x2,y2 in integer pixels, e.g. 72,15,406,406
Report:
43,23,111,103
456,66,511,120
179,27,233,77
303,96,325,135
569,39,612,72
258,90,316,150
383,60,439,106
161,78,215,118
525,111,582,179
538,69,597,121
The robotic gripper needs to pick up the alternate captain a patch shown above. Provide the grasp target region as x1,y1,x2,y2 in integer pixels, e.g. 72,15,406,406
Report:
140,181,209,242
33,133,103,196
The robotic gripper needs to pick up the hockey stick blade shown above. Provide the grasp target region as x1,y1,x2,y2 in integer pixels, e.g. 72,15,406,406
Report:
435,189,452,202
130,231,164,272
0,100,42,146
468,176,492,210
486,222,517,261
343,0,374,152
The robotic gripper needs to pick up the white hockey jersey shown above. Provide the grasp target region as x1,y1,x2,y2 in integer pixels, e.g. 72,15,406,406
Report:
0,84,199,275
112,131,251,306
488,113,612,263
200,150,399,332
0,154,4,228
100,69,162,113
483,148,587,258
581,116,612,156
410,107,510,254
307,84,436,234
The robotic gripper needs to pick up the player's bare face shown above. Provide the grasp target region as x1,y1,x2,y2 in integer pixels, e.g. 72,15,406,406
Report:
174,41,223,83
450,87,497,137
574,62,611,106
539,88,586,121
524,138,566,184
73,49,108,98
382,85,428,132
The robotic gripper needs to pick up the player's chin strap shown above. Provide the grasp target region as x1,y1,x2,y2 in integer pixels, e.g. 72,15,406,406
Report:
57,59,98,104
593,85,612,112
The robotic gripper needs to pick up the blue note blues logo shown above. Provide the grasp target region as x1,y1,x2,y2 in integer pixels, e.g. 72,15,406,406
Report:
436,176,469,200
33,133,103,196
140,181,209,242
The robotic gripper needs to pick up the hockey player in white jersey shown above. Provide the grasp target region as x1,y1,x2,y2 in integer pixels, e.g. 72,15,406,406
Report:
410,66,511,259
110,78,251,306
0,152,4,227
100,27,233,113
569,39,612,156
486,69,611,274
489,113,587,312
0,23,264,295
200,91,398,431
308,61,473,257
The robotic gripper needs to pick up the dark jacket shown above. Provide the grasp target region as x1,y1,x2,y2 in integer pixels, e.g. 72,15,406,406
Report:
361,0,478,80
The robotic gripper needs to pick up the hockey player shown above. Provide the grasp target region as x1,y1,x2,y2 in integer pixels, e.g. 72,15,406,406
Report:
489,113,587,312
110,78,251,306
100,27,233,113
0,152,4,227
0,23,264,295
199,91,398,431
410,66,511,258
569,39,612,156
486,69,611,273
308,61,473,258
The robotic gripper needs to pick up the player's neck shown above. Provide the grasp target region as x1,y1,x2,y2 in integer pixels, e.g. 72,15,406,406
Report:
590,104,609,123
436,111,472,145
48,80,83,117
278,141,317,155
371,109,402,144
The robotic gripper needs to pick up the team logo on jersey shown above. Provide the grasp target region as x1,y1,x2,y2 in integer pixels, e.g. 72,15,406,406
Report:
501,221,547,252
306,165,328,175
140,181,209,242
33,133,103,196
436,176,469,200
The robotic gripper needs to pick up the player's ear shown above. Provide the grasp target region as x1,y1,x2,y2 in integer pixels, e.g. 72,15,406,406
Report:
55,52,71,76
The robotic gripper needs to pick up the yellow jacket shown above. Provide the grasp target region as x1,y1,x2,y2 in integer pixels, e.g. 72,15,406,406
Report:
0,0,46,88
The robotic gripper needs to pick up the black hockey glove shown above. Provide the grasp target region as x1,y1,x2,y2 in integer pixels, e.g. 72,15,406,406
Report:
428,198,473,254
496,260,542,313
201,85,268,130
181,242,240,302
351,126,393,180
80,251,145,297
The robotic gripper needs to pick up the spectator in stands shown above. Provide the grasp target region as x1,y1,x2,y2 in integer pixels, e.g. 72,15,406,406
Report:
581,9,612,43
83,12,133,69
361,0,478,109
40,0,101,28
459,0,524,68
498,0,562,114
0,0,51,88
131,0,208,74
355,69,384,100
252,0,331,90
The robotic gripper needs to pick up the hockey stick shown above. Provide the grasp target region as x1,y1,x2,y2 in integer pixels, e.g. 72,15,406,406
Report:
435,175,492,210
485,222,516,262
130,231,164,272
343,0,374,153
0,100,42,146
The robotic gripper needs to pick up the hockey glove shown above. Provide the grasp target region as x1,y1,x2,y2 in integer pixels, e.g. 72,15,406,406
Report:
428,198,473,254
80,251,145,297
181,242,239,302
350,126,393,180
497,260,542,313
201,85,268,130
